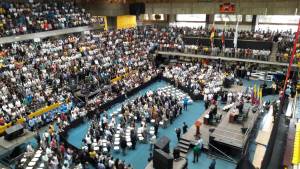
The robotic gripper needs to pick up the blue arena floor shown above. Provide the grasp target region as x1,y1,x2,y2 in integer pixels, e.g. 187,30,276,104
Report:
66,80,237,169
6,78,278,169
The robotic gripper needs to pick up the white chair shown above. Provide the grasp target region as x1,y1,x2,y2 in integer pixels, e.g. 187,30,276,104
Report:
94,146,100,151
20,158,27,163
39,163,45,168
8,103,14,109
28,161,36,167
114,141,120,145
138,136,144,141
127,142,132,147
92,142,97,147
32,158,39,162
149,130,155,135
113,146,120,152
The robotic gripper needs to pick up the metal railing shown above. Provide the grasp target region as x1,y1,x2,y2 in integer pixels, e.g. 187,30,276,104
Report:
209,143,238,164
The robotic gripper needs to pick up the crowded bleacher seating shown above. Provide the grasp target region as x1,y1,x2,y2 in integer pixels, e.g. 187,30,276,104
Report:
0,1,93,37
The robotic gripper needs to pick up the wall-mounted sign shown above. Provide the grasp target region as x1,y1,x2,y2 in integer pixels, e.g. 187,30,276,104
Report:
219,3,235,13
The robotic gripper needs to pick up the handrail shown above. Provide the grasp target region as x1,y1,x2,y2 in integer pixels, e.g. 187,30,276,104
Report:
209,143,238,164
157,51,296,67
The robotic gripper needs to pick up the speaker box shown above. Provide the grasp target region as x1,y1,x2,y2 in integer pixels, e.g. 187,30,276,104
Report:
129,3,145,15
153,149,173,169
154,136,170,153
173,147,180,159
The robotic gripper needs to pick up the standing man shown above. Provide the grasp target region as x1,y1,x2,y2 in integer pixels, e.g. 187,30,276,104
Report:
131,131,137,150
192,145,200,163
182,122,188,134
175,128,181,141
183,97,188,110
120,137,127,156
35,131,41,146
154,122,159,136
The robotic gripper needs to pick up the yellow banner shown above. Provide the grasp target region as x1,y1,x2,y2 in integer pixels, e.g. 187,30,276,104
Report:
0,102,61,135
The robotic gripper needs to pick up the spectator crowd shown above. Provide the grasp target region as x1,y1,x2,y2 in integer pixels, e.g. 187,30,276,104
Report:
0,22,295,169
0,1,93,37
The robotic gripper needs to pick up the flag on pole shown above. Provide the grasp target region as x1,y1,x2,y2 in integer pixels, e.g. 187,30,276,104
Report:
252,84,257,104
221,30,225,50
222,21,226,51
233,21,239,49
256,87,260,105
259,87,263,104
210,24,215,48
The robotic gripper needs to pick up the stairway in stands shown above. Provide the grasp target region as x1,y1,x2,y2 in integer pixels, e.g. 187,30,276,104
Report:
269,42,278,62
177,138,191,157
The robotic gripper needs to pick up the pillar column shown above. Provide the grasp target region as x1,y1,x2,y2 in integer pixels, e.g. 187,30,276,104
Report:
251,15,257,31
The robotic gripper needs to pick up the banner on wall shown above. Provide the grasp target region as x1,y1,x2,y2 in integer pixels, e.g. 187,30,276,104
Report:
117,15,137,29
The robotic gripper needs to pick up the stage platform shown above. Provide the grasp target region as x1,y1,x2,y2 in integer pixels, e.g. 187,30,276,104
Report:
145,158,187,169
180,85,249,150
209,102,259,149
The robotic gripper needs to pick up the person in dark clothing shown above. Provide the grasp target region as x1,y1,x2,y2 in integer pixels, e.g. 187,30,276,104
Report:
209,159,216,169
182,122,188,134
205,100,209,109
179,105,182,114
183,97,188,110
120,137,127,156
169,111,174,124
154,122,159,136
147,153,153,162
35,131,41,146
131,132,137,150
118,161,125,169
175,128,181,141
114,158,119,169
